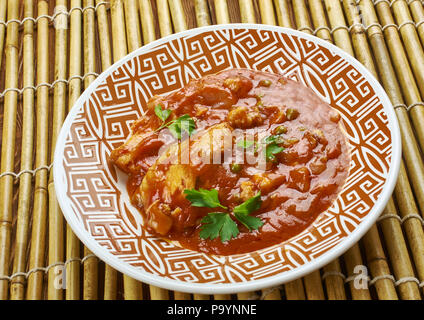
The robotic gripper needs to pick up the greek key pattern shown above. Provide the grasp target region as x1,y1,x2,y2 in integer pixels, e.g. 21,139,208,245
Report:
59,27,392,284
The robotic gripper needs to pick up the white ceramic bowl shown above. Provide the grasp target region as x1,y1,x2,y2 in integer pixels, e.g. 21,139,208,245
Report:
54,24,401,294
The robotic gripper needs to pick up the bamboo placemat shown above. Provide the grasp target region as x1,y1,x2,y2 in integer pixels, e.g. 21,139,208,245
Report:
0,0,424,300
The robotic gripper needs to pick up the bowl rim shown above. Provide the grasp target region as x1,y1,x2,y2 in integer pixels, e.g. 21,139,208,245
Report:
53,23,401,294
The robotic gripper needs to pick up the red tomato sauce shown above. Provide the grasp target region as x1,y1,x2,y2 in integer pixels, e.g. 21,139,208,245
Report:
110,69,350,255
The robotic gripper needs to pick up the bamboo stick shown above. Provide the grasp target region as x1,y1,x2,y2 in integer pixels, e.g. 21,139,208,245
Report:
343,245,371,300
0,0,19,300
214,0,230,24
138,0,156,44
303,271,325,300
169,0,187,32
193,294,210,300
26,0,50,300
82,0,99,300
10,0,35,301
292,0,311,32
213,294,231,300
123,277,143,300
359,1,424,298
111,0,127,59
174,291,191,300
0,0,6,70
322,261,347,300
389,0,424,152
96,0,112,69
361,225,398,299
390,0,424,95
284,279,305,300
66,0,83,300
239,0,256,23
273,0,293,28
323,0,353,55
237,291,256,300
262,288,282,300
149,285,169,300
309,0,332,42
157,0,173,37
46,0,68,300
115,0,144,300
95,0,118,300
124,0,142,52
258,0,276,25
195,0,211,27
379,199,421,299
408,0,424,45
283,277,304,300
368,1,424,216
393,163,424,291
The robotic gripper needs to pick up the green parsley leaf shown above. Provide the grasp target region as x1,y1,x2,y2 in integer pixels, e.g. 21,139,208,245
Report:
167,114,196,139
234,192,262,215
184,188,227,209
233,192,264,231
234,214,264,231
264,135,284,162
154,104,172,122
266,143,284,161
199,212,239,242
237,139,255,149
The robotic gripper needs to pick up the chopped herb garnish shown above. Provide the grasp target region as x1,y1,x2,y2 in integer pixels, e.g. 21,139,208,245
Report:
184,188,228,209
154,104,172,122
167,114,196,139
156,114,196,139
237,139,255,149
264,135,284,162
185,188,264,242
199,212,239,242
233,192,263,231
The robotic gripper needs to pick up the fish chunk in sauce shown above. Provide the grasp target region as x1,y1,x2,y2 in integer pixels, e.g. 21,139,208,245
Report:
110,68,350,255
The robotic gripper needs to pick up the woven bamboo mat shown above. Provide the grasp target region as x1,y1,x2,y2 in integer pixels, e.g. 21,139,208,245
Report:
0,0,424,301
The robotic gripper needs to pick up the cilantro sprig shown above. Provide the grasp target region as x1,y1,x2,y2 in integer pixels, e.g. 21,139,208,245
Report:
199,213,239,242
154,104,196,139
167,114,196,140
184,188,263,242
184,188,227,210
154,104,172,122
237,138,259,153
237,139,255,149
263,135,284,162
234,193,263,231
